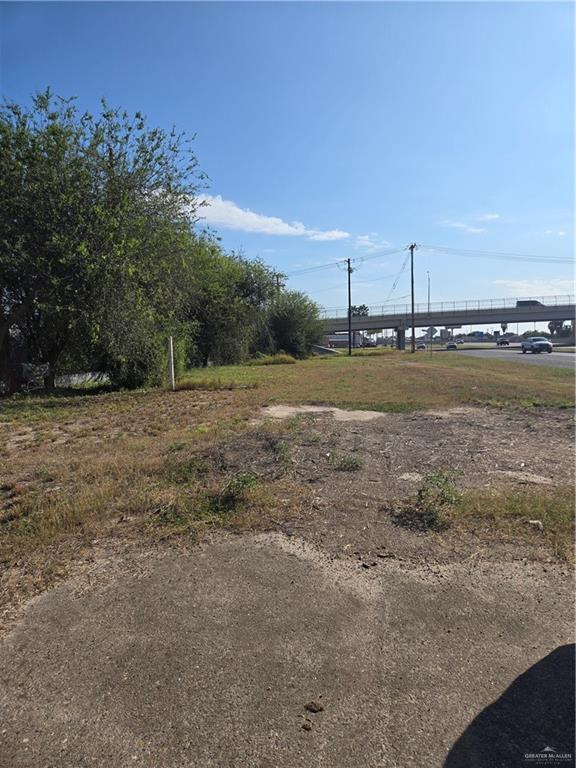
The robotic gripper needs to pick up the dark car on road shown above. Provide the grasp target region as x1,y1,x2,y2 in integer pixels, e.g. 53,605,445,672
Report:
496,338,510,346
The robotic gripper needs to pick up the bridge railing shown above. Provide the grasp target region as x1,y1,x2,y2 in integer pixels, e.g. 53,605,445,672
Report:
320,295,575,320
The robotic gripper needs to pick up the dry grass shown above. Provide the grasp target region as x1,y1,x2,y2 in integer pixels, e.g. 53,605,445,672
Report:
0,352,573,616
448,485,575,561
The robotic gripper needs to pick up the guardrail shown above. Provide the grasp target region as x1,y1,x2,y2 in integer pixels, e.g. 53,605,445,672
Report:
320,295,575,320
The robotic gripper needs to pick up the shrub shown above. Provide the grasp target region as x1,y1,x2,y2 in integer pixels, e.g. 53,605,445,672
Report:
392,470,461,531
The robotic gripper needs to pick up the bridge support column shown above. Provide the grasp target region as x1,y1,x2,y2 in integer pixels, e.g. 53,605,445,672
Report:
395,328,405,350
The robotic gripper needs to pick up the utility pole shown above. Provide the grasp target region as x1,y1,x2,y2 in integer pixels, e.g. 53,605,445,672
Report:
409,243,417,353
347,258,353,356
427,271,430,313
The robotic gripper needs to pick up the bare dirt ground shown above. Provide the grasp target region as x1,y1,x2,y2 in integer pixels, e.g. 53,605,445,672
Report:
0,405,574,767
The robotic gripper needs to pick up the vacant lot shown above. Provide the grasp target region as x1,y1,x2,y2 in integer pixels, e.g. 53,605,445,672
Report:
1,352,574,767
1,352,574,619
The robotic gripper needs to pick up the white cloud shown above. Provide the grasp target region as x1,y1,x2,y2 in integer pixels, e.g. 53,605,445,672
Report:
493,278,574,297
544,229,566,237
355,233,392,254
440,220,485,234
198,195,350,242
439,212,500,233
476,213,500,221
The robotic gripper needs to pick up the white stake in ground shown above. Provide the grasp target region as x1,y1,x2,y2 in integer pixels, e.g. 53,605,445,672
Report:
168,336,175,391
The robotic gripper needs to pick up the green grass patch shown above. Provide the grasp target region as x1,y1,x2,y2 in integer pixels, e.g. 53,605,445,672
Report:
248,353,297,366
2,347,573,430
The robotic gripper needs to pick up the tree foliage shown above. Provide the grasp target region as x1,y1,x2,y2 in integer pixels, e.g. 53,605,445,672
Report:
0,91,322,392
267,291,324,359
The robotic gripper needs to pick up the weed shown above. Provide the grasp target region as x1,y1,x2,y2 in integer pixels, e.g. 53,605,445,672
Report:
393,470,461,531
265,434,291,466
417,470,461,509
211,472,258,513
329,453,364,472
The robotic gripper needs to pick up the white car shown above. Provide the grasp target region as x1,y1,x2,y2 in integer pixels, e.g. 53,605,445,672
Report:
521,337,553,354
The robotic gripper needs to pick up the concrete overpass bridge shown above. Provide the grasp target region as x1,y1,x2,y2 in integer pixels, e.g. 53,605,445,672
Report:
322,294,575,347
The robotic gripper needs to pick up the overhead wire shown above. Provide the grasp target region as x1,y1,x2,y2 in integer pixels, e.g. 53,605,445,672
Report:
385,249,411,301
284,247,405,277
419,244,572,264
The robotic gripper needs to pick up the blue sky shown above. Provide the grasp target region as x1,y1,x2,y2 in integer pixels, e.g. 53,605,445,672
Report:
1,1,574,320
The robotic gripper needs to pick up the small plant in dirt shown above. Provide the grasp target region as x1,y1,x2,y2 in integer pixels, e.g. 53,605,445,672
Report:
393,470,461,532
329,453,364,472
164,457,211,484
264,434,291,467
211,472,258,513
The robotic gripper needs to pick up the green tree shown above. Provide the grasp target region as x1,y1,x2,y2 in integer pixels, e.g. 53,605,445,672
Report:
182,239,281,367
0,90,205,389
267,291,323,358
350,304,370,317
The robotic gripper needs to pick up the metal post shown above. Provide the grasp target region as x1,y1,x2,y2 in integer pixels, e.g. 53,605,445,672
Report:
168,336,175,391
427,271,430,313
409,243,416,353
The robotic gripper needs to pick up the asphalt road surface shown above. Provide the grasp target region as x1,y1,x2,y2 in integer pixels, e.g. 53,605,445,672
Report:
457,347,575,369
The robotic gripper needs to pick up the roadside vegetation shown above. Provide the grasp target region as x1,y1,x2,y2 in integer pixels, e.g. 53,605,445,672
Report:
0,91,323,395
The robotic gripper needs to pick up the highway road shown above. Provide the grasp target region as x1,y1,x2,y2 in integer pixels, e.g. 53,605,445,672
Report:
457,347,575,369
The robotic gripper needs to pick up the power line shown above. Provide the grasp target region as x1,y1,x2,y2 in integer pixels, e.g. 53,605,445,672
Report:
420,244,572,264
286,243,570,276
385,250,411,301
285,261,343,277
284,247,405,277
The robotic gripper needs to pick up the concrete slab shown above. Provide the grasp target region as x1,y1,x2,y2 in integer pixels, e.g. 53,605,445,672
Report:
1,533,573,768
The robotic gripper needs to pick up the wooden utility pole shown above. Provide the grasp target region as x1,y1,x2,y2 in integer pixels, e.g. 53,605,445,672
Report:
409,243,417,353
347,258,353,356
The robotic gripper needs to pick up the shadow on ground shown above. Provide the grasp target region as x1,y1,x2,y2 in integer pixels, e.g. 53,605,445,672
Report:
444,644,575,768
